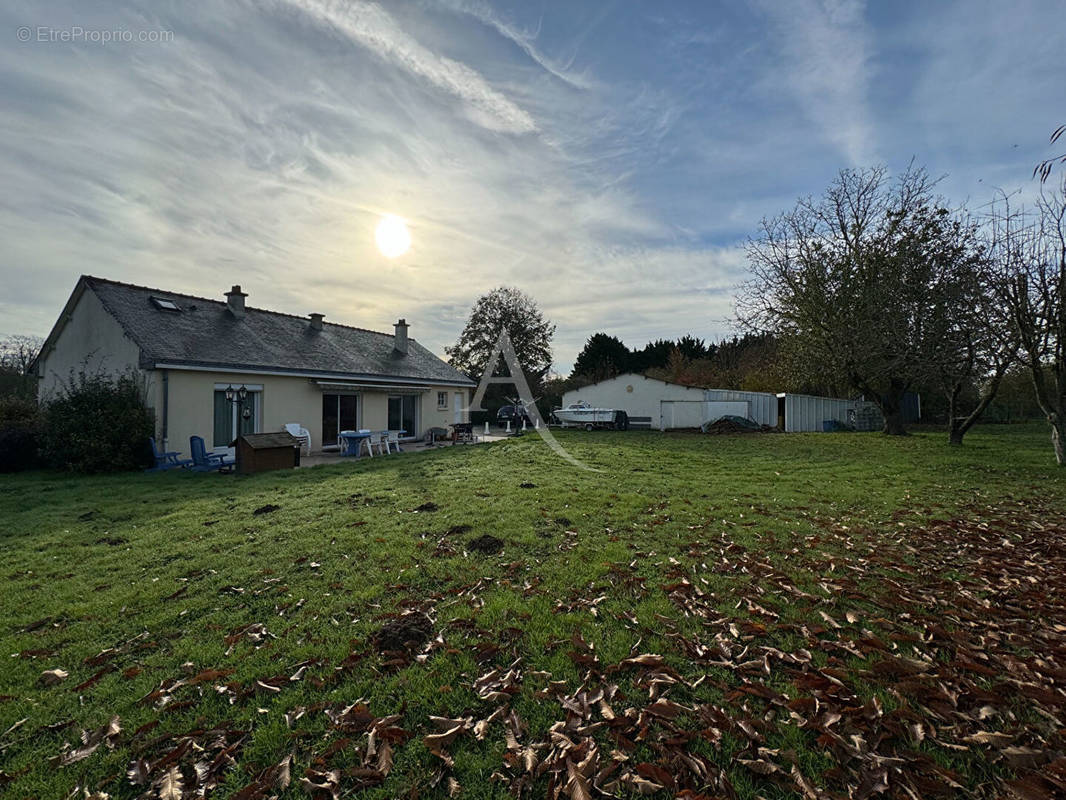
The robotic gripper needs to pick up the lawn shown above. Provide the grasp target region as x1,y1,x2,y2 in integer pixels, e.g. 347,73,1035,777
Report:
1,425,1065,800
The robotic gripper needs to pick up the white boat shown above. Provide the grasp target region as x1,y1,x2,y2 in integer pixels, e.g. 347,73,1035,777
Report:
553,401,628,430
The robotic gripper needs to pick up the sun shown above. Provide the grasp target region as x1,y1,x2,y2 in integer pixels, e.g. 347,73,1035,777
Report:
375,215,411,258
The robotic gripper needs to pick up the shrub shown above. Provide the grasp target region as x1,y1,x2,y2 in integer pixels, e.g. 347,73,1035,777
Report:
40,371,155,473
0,394,42,472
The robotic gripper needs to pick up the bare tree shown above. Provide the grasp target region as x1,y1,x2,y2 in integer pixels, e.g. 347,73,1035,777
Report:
738,165,983,435
920,205,1020,445
0,334,43,376
931,258,1018,445
1034,124,1066,184
0,334,43,399
996,183,1066,464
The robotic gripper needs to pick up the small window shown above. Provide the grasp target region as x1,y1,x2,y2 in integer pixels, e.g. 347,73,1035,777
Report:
437,391,448,409
151,296,181,311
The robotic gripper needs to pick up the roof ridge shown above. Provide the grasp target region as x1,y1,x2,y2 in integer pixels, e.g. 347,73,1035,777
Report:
82,274,401,340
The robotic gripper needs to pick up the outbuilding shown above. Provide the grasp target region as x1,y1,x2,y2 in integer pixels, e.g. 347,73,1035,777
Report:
776,393,883,432
703,389,779,427
561,373,725,430
561,373,891,432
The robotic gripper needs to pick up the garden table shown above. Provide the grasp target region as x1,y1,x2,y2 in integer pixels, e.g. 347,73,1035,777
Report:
338,430,372,457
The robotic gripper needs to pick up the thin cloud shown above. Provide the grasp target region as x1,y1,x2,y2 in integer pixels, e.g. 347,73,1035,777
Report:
279,0,537,134
437,0,593,90
758,0,876,166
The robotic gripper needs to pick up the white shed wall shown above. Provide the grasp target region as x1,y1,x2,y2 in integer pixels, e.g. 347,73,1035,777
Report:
783,394,856,432
703,389,779,427
561,373,706,428
561,378,885,433
704,401,750,420
659,400,704,429
660,400,753,429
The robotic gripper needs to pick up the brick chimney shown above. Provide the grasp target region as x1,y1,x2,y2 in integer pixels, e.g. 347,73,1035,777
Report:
394,318,409,354
225,285,247,319
308,313,324,331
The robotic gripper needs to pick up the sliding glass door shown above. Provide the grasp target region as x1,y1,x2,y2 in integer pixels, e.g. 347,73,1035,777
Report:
322,394,359,447
387,395,418,436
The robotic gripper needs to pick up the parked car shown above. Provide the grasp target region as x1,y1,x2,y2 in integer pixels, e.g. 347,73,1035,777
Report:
497,404,532,427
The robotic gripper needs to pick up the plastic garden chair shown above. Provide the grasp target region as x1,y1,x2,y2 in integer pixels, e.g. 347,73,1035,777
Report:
283,423,312,455
189,435,235,472
146,437,192,471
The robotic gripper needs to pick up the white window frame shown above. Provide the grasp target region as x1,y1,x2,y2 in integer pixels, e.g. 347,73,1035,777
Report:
321,392,362,448
437,391,448,409
388,394,420,439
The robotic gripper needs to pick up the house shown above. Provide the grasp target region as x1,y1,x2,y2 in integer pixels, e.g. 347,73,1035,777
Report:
34,276,475,453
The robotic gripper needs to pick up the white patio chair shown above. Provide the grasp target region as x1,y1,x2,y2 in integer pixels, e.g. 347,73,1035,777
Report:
375,432,388,455
386,430,403,453
370,431,390,456
284,423,312,455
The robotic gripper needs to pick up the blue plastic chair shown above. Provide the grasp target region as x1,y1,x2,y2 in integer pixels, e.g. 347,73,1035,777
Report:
146,437,192,471
189,435,235,472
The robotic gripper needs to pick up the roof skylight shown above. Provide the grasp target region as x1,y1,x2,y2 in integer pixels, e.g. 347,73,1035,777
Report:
150,296,181,311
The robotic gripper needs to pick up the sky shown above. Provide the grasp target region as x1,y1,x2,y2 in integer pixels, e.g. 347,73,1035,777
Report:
1,0,1064,373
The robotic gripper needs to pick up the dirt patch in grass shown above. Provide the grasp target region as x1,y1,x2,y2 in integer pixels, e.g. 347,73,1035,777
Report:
93,536,127,546
252,504,280,516
412,501,439,513
468,534,504,554
374,612,433,652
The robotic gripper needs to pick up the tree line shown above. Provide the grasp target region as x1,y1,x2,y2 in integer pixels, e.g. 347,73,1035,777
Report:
569,332,778,389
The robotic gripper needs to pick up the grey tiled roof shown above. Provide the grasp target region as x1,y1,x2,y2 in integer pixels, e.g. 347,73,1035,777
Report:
84,276,474,385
